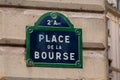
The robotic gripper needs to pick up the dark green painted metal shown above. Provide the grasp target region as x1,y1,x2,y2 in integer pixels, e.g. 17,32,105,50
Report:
26,12,83,68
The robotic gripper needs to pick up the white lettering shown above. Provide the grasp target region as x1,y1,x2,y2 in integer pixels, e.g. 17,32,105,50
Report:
53,20,57,25
41,52,47,59
47,20,51,25
65,36,70,43
47,45,50,49
58,35,63,43
53,20,61,25
52,35,57,42
70,53,75,60
46,35,50,42
56,45,62,49
56,52,61,60
39,35,70,43
39,34,44,42
34,51,40,59
34,51,75,61
48,52,54,59
47,45,54,49
63,52,68,60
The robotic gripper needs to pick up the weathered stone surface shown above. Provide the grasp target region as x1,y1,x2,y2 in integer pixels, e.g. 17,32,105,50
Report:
0,5,107,80
0,0,105,12
0,46,107,80
0,8,106,45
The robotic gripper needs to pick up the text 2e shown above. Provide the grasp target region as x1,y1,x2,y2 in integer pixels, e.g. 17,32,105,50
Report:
47,20,61,26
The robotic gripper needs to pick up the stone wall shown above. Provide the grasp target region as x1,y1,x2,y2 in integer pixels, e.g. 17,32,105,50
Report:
0,0,107,80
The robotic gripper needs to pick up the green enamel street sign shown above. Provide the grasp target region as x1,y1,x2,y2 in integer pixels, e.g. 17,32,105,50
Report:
26,12,83,68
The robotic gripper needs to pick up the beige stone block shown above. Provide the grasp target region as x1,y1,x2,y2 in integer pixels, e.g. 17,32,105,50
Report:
0,0,104,11
0,47,5,79
0,46,107,80
70,18,106,45
0,8,106,45
0,56,4,79
0,11,3,38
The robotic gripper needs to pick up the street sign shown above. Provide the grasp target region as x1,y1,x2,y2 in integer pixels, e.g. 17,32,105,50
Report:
26,12,83,68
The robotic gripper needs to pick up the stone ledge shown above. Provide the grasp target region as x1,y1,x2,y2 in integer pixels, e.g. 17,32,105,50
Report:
0,38,105,50
0,0,104,12
106,1,120,18
1,77,63,80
